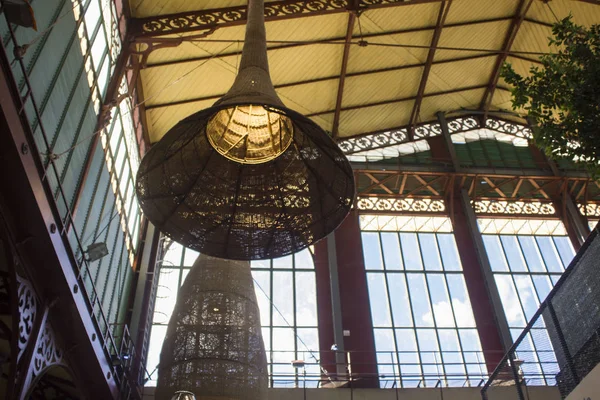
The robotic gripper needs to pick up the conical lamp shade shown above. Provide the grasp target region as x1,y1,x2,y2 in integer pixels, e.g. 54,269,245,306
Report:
156,254,268,399
135,0,355,260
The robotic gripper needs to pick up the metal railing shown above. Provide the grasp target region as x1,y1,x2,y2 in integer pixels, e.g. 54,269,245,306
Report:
0,16,143,400
143,349,489,390
482,226,600,399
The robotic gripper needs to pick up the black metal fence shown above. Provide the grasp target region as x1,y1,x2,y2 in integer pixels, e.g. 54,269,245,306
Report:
482,225,600,399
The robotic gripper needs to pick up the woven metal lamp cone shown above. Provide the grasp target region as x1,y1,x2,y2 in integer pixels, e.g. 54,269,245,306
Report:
156,254,268,400
135,0,355,260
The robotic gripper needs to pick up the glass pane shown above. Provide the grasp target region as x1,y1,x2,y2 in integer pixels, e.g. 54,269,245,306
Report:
362,232,383,270
273,254,293,269
295,272,317,327
154,268,180,324
536,236,564,273
494,274,527,327
532,275,553,302
367,273,392,327
272,271,294,326
416,328,439,352
482,235,509,272
553,236,575,268
381,232,403,270
297,328,319,355
252,270,271,327
419,233,443,271
446,275,476,328
407,273,434,327
183,248,199,266
437,234,462,271
500,236,527,272
294,248,314,269
387,273,413,327
518,236,546,272
145,325,167,386
272,327,295,363
400,233,423,270
427,274,455,328
163,242,183,266
514,275,540,319
458,329,482,352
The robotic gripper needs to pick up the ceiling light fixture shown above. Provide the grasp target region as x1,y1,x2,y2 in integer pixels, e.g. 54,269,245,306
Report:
136,0,355,260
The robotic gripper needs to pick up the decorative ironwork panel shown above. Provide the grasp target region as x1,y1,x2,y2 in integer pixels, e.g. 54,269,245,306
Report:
30,322,63,380
447,116,480,134
578,203,600,218
473,200,556,216
338,117,481,159
16,275,37,363
135,0,349,36
357,196,446,213
338,129,409,154
485,118,532,139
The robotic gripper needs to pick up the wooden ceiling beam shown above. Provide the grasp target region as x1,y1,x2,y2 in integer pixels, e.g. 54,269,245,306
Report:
479,0,534,121
332,7,358,139
130,0,446,38
141,16,511,69
408,1,452,140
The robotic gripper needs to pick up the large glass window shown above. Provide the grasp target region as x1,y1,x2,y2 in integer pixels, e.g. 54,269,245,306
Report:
145,241,320,388
360,215,486,388
480,218,575,385
251,249,320,387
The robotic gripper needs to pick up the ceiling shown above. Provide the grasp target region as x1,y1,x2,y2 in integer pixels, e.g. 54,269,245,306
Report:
125,0,600,145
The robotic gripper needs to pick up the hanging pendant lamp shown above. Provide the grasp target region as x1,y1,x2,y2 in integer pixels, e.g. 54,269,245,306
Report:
135,0,355,260
156,254,268,400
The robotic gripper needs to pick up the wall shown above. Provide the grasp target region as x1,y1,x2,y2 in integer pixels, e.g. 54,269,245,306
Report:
565,362,600,400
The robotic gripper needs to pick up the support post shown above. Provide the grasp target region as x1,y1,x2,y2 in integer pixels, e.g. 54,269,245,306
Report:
327,232,348,378
528,143,590,250
315,211,379,388
436,112,512,372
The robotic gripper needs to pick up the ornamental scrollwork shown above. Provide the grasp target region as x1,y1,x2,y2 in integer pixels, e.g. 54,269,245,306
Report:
473,200,555,216
356,197,446,213
414,121,442,138
485,118,532,139
140,0,349,35
338,116,481,158
17,275,37,363
447,116,480,133
338,128,408,154
31,322,63,380
578,203,600,217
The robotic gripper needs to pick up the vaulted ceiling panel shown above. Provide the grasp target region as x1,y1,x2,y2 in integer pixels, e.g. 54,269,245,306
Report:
146,98,215,142
129,0,600,144
418,88,486,122
444,0,515,23
337,102,413,138
345,30,432,74
341,67,423,110
360,2,440,32
275,79,339,116
425,56,497,94
435,20,511,61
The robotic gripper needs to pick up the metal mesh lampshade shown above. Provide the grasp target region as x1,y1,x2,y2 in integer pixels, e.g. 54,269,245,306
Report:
135,0,355,260
156,254,268,400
